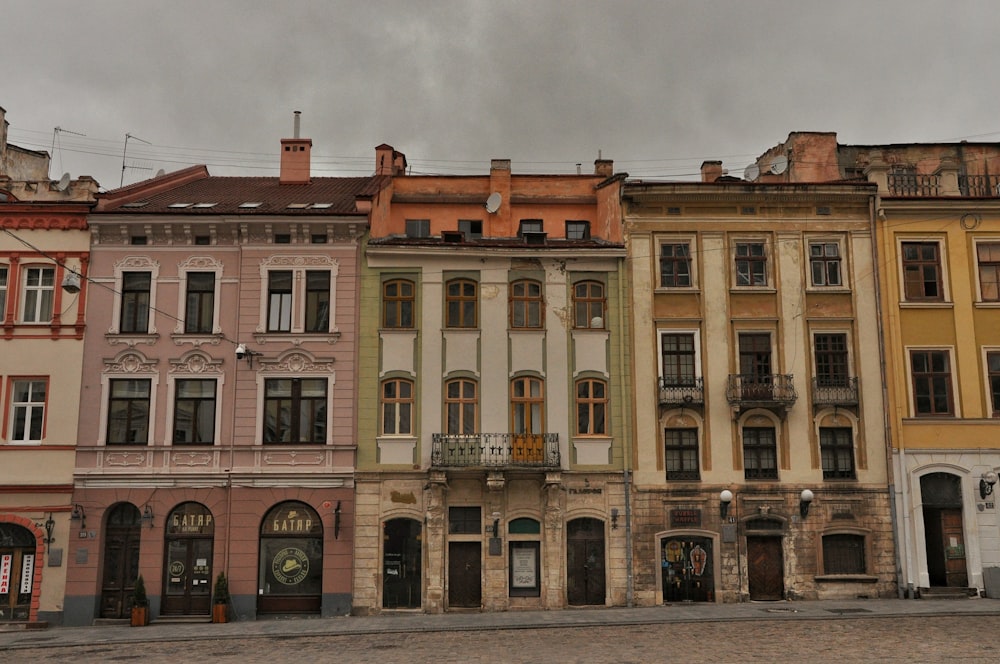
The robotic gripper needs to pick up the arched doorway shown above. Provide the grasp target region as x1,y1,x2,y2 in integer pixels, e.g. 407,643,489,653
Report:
100,503,142,618
661,535,714,602
0,523,36,621
162,502,214,616
258,501,322,614
567,518,605,605
921,472,967,587
382,518,421,609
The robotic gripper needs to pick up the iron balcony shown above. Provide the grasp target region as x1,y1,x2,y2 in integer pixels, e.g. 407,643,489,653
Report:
726,374,798,411
431,433,560,468
658,376,704,407
811,376,859,407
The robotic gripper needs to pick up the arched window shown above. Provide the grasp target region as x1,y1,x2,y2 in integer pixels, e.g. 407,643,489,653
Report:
382,279,414,329
573,281,605,329
445,279,477,328
510,279,543,329
511,377,544,434
445,378,477,435
381,378,414,435
575,378,607,435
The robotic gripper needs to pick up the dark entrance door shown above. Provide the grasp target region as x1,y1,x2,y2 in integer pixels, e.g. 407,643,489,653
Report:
258,502,323,615
382,518,421,609
747,536,783,600
100,503,142,619
0,524,36,621
661,536,714,602
567,518,606,605
162,502,214,616
920,472,967,588
447,541,481,608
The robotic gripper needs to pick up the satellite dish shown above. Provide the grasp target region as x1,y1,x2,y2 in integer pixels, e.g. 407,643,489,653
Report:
485,192,502,214
770,155,788,175
54,172,71,191
155,168,166,178
744,164,760,181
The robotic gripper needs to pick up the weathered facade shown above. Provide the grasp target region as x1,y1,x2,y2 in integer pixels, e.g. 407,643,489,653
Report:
63,117,392,624
623,170,896,604
0,106,97,624
353,157,631,613
755,133,1000,597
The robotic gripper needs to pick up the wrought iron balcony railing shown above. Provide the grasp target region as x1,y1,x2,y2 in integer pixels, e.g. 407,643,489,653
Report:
726,374,797,410
431,433,560,468
658,376,704,407
812,376,859,407
959,174,1000,197
887,173,940,197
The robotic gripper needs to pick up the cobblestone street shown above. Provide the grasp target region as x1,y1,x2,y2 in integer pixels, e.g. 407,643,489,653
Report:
7,615,1000,663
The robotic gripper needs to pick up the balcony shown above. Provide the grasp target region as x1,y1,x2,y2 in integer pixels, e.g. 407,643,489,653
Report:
887,173,939,197
658,377,704,407
726,374,797,414
431,433,560,469
959,174,1000,197
812,376,859,407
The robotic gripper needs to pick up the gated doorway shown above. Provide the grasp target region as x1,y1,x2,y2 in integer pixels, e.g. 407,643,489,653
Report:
100,503,142,619
382,518,421,609
660,535,714,602
921,472,968,587
747,535,784,600
567,518,605,605
447,541,481,608
161,502,213,616
0,523,36,621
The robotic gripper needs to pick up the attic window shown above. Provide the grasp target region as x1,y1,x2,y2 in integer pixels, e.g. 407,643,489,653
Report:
121,201,149,208
287,203,309,209
239,202,263,208
274,234,291,244
310,203,333,209
192,203,217,208
741,206,757,215
168,203,193,208
817,206,832,215
667,207,681,215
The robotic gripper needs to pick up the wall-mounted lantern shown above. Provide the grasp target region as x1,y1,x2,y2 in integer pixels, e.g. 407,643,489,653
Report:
720,490,734,519
799,489,815,519
980,472,998,500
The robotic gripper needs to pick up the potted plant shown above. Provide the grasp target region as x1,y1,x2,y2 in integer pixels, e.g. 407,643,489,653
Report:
130,574,149,627
212,571,230,623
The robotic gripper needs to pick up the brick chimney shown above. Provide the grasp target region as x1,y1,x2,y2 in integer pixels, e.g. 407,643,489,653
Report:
280,111,312,185
594,159,614,178
701,160,723,183
375,144,407,176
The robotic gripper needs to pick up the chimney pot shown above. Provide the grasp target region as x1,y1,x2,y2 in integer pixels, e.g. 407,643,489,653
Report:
293,111,301,139
701,160,724,183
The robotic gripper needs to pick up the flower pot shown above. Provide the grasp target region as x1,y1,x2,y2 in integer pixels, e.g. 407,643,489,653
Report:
212,603,228,624
130,605,149,627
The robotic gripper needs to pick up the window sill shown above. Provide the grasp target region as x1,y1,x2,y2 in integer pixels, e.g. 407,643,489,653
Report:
805,287,852,294
730,287,777,294
654,286,699,294
379,327,417,333
974,301,1000,309
814,574,878,583
105,332,160,346
170,332,225,347
254,330,341,345
898,301,953,309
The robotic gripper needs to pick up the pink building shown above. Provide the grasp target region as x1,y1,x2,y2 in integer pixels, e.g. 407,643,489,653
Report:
64,115,401,624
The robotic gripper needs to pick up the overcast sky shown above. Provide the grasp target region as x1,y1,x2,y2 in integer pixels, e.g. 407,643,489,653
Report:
4,0,999,189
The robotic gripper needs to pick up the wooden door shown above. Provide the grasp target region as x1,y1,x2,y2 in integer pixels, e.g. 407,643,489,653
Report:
747,536,783,600
447,542,481,608
567,519,606,605
100,525,141,618
941,509,968,587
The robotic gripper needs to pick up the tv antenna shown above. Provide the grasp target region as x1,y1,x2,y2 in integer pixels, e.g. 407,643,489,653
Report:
49,126,86,179
121,133,152,187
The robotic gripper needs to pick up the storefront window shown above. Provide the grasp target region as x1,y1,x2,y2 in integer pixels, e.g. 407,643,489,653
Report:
258,502,323,614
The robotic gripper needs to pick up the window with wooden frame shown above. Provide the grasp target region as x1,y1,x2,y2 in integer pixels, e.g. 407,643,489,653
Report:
814,333,849,387
445,279,477,328
575,378,607,436
510,279,543,329
511,377,544,434
659,242,692,288
382,279,415,329
107,378,151,445
304,271,330,333
263,378,327,443
173,379,217,445
987,351,1000,417
381,378,413,435
267,270,293,332
910,349,954,416
809,241,843,287
184,272,215,334
734,241,767,287
977,242,1000,302
664,428,699,480
0,265,7,320
661,333,696,386
573,280,605,329
820,427,855,479
445,378,477,435
742,427,777,480
901,241,943,301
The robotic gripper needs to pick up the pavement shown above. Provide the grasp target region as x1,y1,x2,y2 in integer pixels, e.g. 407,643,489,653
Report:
3,597,1000,652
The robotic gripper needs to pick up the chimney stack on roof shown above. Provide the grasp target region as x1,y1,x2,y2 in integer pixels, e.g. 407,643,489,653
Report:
280,111,312,185
594,159,614,178
701,160,724,183
375,144,407,176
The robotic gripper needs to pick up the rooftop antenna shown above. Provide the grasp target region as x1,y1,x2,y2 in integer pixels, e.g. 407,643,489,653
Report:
121,133,152,187
49,126,86,179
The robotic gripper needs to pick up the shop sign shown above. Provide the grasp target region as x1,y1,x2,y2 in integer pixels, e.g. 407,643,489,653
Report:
271,547,310,585
670,509,702,528
169,512,214,535
511,547,537,588
263,506,320,535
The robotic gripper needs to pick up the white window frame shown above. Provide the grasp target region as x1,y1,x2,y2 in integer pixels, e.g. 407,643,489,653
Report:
896,237,951,305
175,256,224,337
99,350,159,446
731,236,772,289
20,265,55,323
256,256,339,336
805,235,849,290
109,256,160,335
8,378,47,444
0,264,8,321
654,234,698,291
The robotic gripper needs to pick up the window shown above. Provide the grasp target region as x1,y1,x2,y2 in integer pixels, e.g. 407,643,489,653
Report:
814,333,849,387
510,279,543,329
383,279,415,329
739,333,773,398
518,219,543,236
263,378,327,443
173,379,216,444
910,350,953,416
304,271,330,332
184,272,215,334
664,429,699,480
989,352,1000,417
267,271,293,332
566,221,590,240
511,377,544,434
0,265,7,320
458,220,483,240
742,427,777,480
21,266,55,323
810,242,842,286
10,380,46,442
107,379,151,445
120,271,151,333
735,241,767,286
445,279,477,328
575,379,607,436
659,243,692,287
823,534,866,574
445,378,477,435
381,378,413,435
573,281,605,329
901,241,943,301
661,333,696,386
820,427,855,479
405,219,430,238
448,506,481,534
977,242,1000,302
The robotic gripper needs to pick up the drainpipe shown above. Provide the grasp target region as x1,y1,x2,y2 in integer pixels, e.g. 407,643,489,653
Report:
617,189,634,608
